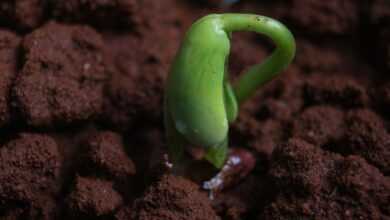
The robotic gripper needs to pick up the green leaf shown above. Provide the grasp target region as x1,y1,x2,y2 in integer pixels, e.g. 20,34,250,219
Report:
205,138,228,169
224,82,238,123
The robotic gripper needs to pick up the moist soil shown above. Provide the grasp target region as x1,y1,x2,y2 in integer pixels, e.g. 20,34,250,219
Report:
0,0,389,220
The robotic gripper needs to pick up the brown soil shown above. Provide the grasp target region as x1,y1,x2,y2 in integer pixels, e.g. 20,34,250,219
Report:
0,0,389,220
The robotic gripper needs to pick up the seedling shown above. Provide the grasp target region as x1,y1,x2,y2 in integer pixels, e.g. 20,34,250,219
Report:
164,14,295,169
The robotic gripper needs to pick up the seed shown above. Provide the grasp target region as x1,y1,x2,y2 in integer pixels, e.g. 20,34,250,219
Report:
203,148,256,198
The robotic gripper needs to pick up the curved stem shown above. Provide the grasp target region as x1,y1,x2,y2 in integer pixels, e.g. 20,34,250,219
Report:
221,14,296,104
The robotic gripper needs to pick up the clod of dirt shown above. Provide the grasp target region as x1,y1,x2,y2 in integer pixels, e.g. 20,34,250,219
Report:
378,29,390,71
270,139,337,195
257,99,298,122
190,0,233,8
303,74,369,108
232,117,287,164
228,32,268,79
342,109,390,175
100,0,182,131
232,68,304,159
1,207,26,220
383,31,390,70
251,119,287,162
232,70,304,162
52,0,138,29
261,138,390,220
374,82,390,114
114,205,132,220
212,175,274,220
295,39,352,73
66,176,123,217
79,131,136,180
0,30,20,127
0,0,48,30
255,68,304,121
370,0,390,71
371,0,390,25
102,33,169,130
285,0,359,34
292,105,345,146
13,21,107,127
131,174,220,220
0,133,62,219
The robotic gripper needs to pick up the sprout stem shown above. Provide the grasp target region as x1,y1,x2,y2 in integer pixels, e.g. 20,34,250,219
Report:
221,14,296,104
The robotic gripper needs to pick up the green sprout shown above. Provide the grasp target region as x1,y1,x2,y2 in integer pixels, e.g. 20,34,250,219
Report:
164,14,296,168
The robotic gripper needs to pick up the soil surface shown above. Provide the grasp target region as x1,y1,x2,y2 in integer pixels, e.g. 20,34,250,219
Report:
0,0,389,220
